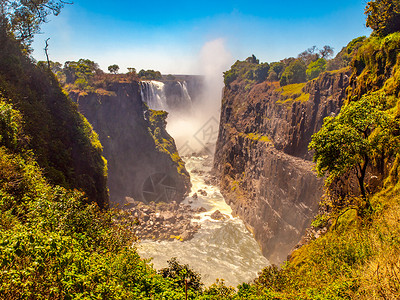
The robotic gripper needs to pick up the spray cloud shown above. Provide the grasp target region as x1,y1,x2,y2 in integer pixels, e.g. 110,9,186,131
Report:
166,38,233,155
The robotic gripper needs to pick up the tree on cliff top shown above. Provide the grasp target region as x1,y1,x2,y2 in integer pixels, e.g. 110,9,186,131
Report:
0,0,71,47
309,93,400,211
108,64,119,74
280,59,306,86
365,0,400,36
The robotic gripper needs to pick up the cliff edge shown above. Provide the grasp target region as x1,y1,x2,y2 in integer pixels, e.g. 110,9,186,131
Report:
214,69,350,264
70,81,191,206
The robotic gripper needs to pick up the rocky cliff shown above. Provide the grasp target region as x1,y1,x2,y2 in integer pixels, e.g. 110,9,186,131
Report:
214,70,350,264
70,81,191,206
0,27,108,208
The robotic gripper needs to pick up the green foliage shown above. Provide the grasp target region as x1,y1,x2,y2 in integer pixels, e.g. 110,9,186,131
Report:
365,0,400,36
146,109,188,178
223,68,238,86
0,99,25,151
245,54,259,64
223,56,269,87
349,32,400,100
165,74,176,80
0,144,193,299
108,64,120,74
275,82,310,105
63,59,102,91
37,60,62,74
306,58,327,80
0,0,69,47
253,63,270,82
201,279,236,299
327,36,366,71
310,92,400,203
127,67,136,74
298,45,320,65
138,69,162,80
0,27,108,207
269,62,285,80
159,258,203,292
280,59,307,86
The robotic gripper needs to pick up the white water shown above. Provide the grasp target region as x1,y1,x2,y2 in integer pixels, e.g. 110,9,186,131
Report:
137,154,269,287
140,80,168,110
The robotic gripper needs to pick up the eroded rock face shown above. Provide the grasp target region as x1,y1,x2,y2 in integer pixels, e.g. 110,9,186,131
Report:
70,81,190,206
214,70,350,264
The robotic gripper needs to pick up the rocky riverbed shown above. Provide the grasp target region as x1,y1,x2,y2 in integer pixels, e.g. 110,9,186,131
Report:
123,199,204,241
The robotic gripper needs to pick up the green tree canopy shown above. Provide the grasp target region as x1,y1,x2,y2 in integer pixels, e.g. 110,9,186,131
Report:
254,63,270,82
365,0,400,36
108,64,119,74
306,58,327,80
138,69,162,80
0,0,70,47
280,59,307,86
309,93,400,208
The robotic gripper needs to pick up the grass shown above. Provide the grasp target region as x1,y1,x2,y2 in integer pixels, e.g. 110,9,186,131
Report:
275,82,310,105
239,132,271,143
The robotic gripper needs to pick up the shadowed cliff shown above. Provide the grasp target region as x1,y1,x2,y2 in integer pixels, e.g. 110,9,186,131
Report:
214,69,350,264
70,81,191,206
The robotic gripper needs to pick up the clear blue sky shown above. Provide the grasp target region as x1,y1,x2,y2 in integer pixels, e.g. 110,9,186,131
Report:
31,0,371,74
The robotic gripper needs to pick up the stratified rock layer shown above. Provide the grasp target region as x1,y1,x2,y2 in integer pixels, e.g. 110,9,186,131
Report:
70,81,190,206
214,70,350,264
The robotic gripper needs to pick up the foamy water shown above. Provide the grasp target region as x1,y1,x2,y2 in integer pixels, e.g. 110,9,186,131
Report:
137,155,269,287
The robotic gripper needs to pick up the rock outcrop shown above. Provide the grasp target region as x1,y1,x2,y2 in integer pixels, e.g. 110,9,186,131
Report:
214,70,350,264
70,81,191,206
122,199,201,242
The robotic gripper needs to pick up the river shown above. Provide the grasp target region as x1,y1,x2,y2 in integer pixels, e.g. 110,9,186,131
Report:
137,154,269,287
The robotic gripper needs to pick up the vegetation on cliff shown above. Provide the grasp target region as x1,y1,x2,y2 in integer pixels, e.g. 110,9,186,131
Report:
0,19,108,208
0,7,197,299
2,0,400,298
211,1,400,298
147,109,189,178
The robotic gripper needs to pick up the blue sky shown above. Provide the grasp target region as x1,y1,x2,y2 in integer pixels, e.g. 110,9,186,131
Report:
31,0,371,74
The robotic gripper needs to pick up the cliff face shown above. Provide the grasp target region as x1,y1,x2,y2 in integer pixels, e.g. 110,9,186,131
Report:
214,70,350,264
0,27,108,208
71,81,191,206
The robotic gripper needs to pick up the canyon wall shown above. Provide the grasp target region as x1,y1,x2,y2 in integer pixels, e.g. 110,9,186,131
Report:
214,70,350,264
70,81,191,206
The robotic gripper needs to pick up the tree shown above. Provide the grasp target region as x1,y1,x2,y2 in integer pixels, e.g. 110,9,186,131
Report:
365,0,400,36
158,258,203,292
268,62,285,81
298,46,320,65
0,0,71,47
138,69,162,80
245,54,259,64
319,45,334,59
108,64,119,74
309,93,399,210
127,67,136,74
306,58,327,80
254,63,270,82
63,59,100,84
280,59,306,86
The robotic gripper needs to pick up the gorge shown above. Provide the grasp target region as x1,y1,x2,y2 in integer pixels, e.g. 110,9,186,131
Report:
68,66,348,280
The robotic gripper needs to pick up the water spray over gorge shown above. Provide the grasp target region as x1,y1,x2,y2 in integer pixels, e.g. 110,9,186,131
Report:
138,78,269,286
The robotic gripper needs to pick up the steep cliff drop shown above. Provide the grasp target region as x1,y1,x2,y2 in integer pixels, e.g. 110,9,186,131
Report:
70,80,191,206
136,77,270,286
214,69,350,264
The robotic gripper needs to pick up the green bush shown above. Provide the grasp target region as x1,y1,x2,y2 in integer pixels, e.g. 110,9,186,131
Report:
280,59,307,86
306,58,327,80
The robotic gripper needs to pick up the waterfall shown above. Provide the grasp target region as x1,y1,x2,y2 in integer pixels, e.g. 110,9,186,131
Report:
140,81,168,110
140,80,193,111
178,81,192,105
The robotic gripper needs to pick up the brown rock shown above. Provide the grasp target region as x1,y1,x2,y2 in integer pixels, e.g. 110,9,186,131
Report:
210,210,227,221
